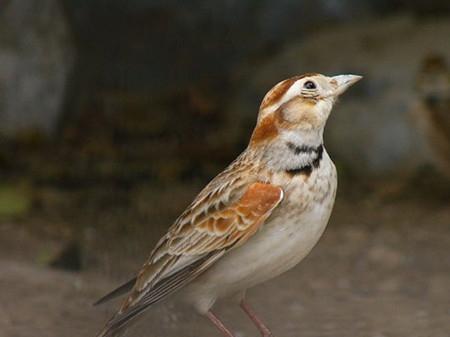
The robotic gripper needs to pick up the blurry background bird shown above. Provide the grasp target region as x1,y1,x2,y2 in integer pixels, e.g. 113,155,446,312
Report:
413,54,450,178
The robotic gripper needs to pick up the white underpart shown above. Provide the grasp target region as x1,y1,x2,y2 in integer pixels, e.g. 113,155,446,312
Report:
181,149,337,313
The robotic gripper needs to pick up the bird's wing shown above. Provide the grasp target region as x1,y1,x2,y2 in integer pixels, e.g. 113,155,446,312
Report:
94,158,254,306
96,176,283,337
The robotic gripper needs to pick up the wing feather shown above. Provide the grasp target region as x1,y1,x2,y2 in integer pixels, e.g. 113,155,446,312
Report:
96,252,223,337
93,277,136,306
95,164,283,337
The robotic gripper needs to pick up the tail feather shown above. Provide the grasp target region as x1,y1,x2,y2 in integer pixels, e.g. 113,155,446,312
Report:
94,277,136,306
95,252,224,337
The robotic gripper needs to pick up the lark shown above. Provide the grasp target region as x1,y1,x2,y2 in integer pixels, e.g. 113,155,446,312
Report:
413,54,450,178
94,73,362,337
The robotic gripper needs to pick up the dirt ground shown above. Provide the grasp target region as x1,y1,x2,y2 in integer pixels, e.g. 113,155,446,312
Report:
1,194,449,337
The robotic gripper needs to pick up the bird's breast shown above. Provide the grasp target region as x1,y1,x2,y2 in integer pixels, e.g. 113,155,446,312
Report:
269,150,337,217
182,153,337,313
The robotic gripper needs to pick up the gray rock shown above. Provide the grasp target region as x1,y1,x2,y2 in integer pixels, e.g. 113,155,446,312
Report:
0,0,74,136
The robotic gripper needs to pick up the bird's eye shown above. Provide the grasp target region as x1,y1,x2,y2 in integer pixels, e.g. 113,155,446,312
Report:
304,81,316,90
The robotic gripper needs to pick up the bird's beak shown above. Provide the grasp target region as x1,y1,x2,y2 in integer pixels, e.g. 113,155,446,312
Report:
330,74,362,96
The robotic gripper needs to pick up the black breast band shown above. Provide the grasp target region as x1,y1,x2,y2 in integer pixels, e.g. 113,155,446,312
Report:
285,143,323,176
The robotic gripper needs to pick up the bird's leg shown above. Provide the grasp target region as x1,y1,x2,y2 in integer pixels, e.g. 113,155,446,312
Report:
240,299,274,337
206,310,236,337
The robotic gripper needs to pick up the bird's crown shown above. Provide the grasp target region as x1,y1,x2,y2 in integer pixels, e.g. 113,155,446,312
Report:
250,73,361,146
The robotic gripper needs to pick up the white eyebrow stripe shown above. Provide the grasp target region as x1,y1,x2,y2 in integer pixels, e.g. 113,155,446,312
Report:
280,80,305,105
258,77,318,120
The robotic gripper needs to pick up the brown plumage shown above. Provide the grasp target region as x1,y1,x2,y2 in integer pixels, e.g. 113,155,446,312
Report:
94,73,361,337
414,54,450,177
97,156,283,337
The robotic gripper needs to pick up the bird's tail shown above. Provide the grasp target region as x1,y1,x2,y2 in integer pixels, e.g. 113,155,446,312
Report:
95,317,128,337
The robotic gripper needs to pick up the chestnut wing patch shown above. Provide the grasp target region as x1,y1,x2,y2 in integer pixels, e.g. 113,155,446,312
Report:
183,182,284,253
96,182,283,337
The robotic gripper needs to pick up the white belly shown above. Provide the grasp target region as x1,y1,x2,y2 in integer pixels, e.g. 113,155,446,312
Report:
183,155,337,313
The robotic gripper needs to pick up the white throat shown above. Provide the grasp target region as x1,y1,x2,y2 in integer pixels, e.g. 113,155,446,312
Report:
262,127,324,172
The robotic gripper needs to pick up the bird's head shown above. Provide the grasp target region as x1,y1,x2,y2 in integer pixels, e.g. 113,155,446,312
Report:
250,73,362,149
416,55,450,108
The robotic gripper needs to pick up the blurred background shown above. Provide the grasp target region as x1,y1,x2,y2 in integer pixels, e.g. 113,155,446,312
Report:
0,1,449,337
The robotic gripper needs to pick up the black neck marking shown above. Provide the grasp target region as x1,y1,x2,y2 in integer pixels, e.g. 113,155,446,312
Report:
286,142,320,155
285,144,323,177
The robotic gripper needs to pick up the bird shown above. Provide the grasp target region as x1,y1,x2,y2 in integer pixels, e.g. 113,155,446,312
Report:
413,54,450,178
94,73,362,337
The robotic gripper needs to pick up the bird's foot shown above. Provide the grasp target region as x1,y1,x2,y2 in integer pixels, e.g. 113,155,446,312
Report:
262,331,274,337
240,299,275,337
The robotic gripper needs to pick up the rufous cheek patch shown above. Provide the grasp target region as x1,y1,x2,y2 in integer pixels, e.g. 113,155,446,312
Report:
250,114,279,145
